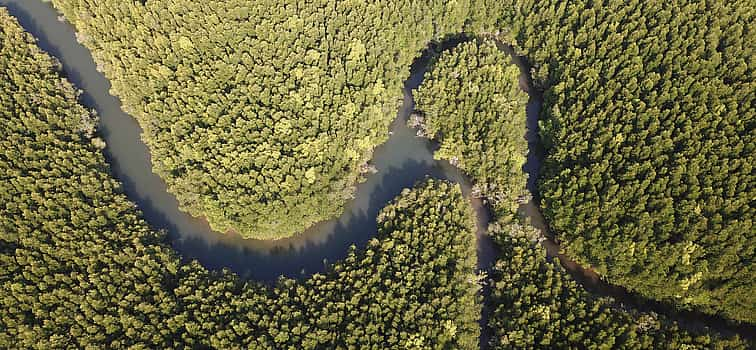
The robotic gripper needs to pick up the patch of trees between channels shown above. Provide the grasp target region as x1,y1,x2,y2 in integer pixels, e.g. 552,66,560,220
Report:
414,39,530,222
0,5,751,348
411,37,750,349
46,0,473,239
489,0,754,323
488,224,750,349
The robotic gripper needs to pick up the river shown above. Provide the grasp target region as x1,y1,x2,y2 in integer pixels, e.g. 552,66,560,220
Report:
1,0,497,282
2,0,752,343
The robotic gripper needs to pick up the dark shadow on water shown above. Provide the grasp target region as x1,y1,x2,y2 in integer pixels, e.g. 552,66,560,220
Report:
172,158,458,281
1,0,199,242
2,0,479,283
500,38,756,340
523,98,544,194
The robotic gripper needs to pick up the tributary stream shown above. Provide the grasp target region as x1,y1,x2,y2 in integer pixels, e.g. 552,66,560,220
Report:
2,0,752,344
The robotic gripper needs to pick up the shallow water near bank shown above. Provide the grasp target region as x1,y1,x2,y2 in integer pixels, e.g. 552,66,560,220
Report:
3,0,752,342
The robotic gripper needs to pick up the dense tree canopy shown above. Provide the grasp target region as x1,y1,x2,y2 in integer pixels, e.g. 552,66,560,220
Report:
414,39,529,220
173,180,482,349
0,10,181,347
491,0,755,322
46,0,755,322
486,223,749,349
2,0,754,348
411,38,749,347
46,0,473,238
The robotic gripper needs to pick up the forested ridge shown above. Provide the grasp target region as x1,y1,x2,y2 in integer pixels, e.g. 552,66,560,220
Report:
487,0,754,322
46,0,472,239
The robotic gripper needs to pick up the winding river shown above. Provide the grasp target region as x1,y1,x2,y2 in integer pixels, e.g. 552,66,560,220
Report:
2,0,494,282
2,0,752,343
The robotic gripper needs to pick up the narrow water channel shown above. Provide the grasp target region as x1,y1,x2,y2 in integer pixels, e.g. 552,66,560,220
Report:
2,0,752,342
494,39,756,340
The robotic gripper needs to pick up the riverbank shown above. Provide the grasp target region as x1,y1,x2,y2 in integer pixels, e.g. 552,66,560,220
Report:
0,0,477,281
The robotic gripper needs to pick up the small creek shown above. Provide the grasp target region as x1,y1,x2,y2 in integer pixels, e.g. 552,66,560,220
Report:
2,0,752,343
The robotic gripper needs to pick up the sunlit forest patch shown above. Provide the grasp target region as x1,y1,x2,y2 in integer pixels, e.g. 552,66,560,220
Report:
47,0,473,239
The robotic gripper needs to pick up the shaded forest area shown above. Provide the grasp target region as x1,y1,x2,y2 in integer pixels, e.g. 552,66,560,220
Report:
45,0,754,323
488,225,749,349
0,19,481,346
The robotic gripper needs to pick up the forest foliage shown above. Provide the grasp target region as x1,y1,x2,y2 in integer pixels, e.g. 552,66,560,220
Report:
492,0,755,322
410,37,749,348
46,0,473,238
2,0,755,347
414,39,529,221
46,0,755,321
172,180,481,349
44,0,756,321
486,223,749,349
0,9,180,347
0,21,481,346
